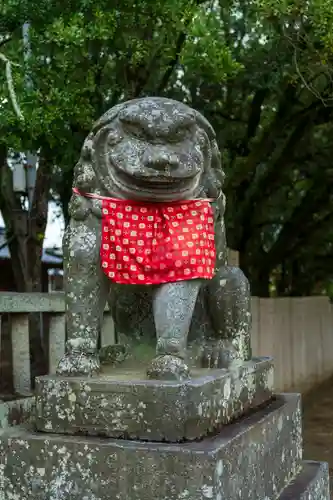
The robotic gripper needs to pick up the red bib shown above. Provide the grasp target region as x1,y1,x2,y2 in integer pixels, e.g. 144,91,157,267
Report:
73,189,216,285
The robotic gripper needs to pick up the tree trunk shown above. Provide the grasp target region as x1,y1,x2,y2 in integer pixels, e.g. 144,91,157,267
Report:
26,148,53,381
239,251,270,297
57,166,74,227
26,148,52,292
0,146,53,386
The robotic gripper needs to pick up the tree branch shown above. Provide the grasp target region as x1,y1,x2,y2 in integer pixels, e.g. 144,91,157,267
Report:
231,96,333,250
157,0,206,93
26,146,53,291
289,211,333,257
240,88,269,154
157,32,187,93
0,53,24,120
0,35,11,48
226,83,298,191
259,176,333,271
206,108,246,123
233,117,310,251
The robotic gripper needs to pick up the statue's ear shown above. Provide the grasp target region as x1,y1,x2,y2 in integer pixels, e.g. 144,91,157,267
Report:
210,139,225,187
194,110,225,199
74,133,96,191
200,137,224,199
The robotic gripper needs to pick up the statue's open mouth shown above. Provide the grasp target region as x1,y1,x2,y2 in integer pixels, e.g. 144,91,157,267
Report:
109,163,200,199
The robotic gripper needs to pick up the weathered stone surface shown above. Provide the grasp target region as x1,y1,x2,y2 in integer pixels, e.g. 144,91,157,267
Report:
0,291,65,312
0,394,301,500
35,356,273,442
57,96,252,380
279,461,330,499
0,397,34,429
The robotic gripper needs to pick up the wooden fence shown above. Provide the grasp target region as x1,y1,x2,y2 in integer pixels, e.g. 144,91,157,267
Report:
251,296,333,393
0,293,114,396
0,292,332,396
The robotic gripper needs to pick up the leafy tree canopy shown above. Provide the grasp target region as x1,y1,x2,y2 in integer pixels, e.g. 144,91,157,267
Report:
1,0,333,296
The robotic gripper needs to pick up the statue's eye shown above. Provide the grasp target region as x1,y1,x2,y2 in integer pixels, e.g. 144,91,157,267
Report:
82,139,93,160
170,127,190,143
107,129,123,146
124,123,146,140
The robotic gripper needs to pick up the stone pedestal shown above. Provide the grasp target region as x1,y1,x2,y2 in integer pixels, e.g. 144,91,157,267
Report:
35,357,273,441
0,359,330,499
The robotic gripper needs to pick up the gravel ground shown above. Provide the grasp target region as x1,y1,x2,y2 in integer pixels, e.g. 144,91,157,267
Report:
302,377,333,496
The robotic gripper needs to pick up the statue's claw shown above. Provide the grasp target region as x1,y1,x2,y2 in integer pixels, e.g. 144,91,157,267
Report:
200,339,240,370
56,352,100,377
146,355,190,381
99,344,128,366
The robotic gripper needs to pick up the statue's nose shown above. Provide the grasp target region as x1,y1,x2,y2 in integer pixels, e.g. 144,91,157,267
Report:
143,150,178,172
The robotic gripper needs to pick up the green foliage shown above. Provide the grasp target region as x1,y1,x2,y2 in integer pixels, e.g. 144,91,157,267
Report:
182,6,243,82
1,0,240,161
2,0,333,295
177,0,333,295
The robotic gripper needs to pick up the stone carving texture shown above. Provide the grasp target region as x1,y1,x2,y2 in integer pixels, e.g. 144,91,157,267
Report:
0,395,305,500
36,358,274,442
56,97,252,380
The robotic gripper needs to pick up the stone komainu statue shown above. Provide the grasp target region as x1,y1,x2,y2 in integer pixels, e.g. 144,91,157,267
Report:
57,97,251,380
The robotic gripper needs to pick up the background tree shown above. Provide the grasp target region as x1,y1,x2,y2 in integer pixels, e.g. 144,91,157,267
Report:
1,0,333,300
0,0,227,294
0,0,233,379
177,0,333,295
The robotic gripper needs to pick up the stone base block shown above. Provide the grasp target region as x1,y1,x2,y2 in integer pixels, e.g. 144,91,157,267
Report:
279,461,330,499
1,394,302,500
0,397,34,429
35,356,273,442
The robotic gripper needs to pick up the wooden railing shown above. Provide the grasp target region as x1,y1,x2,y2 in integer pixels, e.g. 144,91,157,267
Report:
1,292,333,396
0,292,114,396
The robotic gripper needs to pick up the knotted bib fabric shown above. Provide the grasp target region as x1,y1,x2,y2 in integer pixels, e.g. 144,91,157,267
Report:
73,189,216,285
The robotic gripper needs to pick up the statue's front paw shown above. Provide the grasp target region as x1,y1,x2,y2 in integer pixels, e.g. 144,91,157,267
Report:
147,355,190,381
200,340,240,369
56,352,100,377
99,344,128,365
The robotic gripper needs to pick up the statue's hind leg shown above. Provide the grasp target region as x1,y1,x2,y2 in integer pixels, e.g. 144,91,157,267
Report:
57,214,110,376
203,266,252,369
